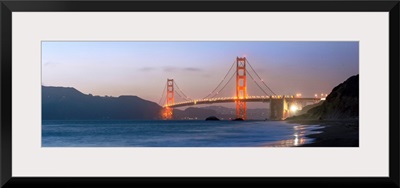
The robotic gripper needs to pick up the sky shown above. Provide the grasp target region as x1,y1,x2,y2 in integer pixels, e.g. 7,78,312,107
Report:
42,41,359,108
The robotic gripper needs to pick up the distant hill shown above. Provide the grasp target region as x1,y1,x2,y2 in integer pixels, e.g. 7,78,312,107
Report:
42,86,162,120
289,74,359,120
173,107,218,120
202,106,269,120
173,106,269,120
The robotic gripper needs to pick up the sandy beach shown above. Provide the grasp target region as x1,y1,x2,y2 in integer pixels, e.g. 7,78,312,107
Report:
287,119,359,147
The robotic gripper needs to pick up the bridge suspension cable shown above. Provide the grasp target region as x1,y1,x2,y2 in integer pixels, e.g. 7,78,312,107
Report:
246,59,277,96
174,81,192,101
158,82,167,106
174,89,187,101
246,69,271,96
203,60,236,99
209,71,236,99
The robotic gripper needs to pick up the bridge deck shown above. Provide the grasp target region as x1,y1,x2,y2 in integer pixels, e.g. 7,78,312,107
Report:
166,96,322,108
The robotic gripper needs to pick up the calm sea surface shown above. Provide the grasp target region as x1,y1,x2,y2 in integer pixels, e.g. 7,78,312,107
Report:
42,120,321,147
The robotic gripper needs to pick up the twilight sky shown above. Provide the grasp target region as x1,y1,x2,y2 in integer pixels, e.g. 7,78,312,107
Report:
42,41,359,106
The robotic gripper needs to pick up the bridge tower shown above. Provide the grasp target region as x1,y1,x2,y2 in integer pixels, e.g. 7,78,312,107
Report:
236,57,247,119
270,97,289,120
162,79,174,119
167,79,174,106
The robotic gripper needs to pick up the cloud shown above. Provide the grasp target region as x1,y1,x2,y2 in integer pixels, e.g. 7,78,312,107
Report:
163,66,178,72
139,67,156,71
184,67,202,72
162,66,202,73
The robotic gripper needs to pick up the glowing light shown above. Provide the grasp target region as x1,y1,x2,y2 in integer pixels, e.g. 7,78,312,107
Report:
294,134,299,146
290,105,299,112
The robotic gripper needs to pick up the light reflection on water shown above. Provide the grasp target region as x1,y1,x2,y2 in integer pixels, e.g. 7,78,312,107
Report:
265,125,323,147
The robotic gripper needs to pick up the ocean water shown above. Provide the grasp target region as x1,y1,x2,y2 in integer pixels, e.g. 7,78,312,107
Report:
42,120,321,147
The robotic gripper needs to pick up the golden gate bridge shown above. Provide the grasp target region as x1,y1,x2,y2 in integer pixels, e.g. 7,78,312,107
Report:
158,57,324,120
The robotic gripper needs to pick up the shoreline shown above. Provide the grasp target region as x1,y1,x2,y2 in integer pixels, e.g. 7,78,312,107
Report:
286,119,359,147
262,124,322,147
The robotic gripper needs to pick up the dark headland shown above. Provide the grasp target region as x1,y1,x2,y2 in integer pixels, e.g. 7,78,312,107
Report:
42,86,163,120
287,74,359,147
205,116,220,121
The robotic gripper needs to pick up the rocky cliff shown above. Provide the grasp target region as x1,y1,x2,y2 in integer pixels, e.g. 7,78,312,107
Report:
290,74,359,120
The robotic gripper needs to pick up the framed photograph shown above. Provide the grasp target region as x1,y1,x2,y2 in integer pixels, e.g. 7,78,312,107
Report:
1,0,399,187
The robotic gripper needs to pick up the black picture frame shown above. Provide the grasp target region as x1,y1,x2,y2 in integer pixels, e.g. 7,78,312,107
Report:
1,0,399,187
